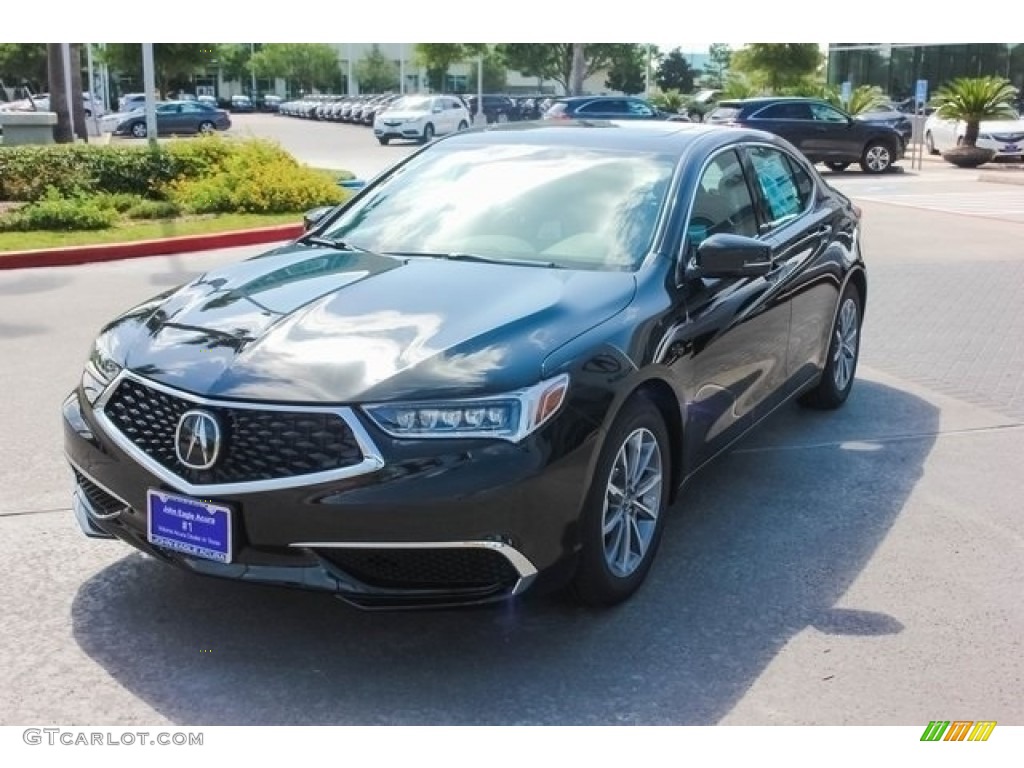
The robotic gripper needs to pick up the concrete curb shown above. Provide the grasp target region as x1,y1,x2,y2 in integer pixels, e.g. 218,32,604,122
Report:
976,169,1024,185
0,223,303,270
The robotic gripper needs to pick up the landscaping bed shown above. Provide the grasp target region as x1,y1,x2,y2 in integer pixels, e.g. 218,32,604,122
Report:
0,136,351,254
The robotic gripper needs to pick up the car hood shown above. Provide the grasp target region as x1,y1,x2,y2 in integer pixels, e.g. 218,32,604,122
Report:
101,243,636,403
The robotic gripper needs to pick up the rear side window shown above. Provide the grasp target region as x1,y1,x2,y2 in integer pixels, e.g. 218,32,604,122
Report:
580,100,627,114
746,146,811,226
754,102,813,120
626,100,655,116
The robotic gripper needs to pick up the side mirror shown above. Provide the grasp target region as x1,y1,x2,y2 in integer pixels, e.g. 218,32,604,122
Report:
684,233,773,280
302,206,333,232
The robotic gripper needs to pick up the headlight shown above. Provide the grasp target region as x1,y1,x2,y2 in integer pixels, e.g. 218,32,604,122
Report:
81,337,122,406
979,133,993,140
363,374,569,442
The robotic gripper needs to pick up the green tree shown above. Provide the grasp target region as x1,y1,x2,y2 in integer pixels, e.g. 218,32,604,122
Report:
706,43,732,88
0,43,48,92
356,45,399,93
933,76,1019,146
217,44,253,84
605,44,646,95
466,46,508,93
414,44,485,92
102,44,218,95
656,48,695,93
731,44,822,93
251,43,341,93
500,43,634,95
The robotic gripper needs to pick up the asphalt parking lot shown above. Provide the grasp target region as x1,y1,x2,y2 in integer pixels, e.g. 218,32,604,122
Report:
0,115,1021,725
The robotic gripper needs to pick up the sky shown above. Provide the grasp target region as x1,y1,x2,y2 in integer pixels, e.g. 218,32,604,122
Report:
0,2,984,44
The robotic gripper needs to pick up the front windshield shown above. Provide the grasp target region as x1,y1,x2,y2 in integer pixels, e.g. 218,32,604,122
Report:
319,143,675,271
390,96,433,112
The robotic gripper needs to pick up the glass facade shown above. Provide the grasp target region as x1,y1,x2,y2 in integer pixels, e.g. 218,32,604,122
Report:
827,44,1024,100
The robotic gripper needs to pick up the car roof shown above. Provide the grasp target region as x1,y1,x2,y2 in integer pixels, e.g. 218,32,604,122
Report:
436,119,788,155
718,96,833,107
555,95,651,104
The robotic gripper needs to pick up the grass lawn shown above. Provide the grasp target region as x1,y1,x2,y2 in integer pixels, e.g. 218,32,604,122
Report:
0,212,301,254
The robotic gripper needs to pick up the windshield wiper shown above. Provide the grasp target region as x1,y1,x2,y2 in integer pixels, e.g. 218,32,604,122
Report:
302,235,365,252
388,251,561,269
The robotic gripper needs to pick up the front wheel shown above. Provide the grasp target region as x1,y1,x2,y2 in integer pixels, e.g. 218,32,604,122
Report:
860,141,893,173
421,123,435,143
197,120,215,134
799,284,862,410
825,161,850,172
571,396,670,607
377,136,390,146
457,120,468,131
130,121,147,139
925,130,938,155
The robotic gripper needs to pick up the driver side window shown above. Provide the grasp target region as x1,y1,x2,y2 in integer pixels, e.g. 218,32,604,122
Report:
687,149,758,247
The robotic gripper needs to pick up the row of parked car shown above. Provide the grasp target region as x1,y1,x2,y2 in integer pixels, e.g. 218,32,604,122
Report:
277,93,563,126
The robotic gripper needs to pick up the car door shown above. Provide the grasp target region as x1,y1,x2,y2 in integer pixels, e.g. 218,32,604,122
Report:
154,103,182,134
748,101,815,155
806,101,861,160
665,147,792,467
741,144,839,394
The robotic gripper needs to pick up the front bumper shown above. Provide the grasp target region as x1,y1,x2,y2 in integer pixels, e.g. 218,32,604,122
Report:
63,380,598,609
374,123,425,139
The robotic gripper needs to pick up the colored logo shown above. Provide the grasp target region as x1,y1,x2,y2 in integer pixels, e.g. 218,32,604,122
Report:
920,721,996,742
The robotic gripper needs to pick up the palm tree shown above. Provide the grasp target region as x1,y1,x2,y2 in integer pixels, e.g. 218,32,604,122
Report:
932,76,1018,147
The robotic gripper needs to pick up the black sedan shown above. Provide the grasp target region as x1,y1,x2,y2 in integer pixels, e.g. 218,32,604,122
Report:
112,100,231,138
708,96,905,173
64,121,866,609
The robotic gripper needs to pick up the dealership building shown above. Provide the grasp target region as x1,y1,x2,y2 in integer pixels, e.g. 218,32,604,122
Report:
827,43,1024,100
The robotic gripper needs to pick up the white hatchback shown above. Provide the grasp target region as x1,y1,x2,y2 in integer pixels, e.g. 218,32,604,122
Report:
925,112,1024,159
373,95,471,145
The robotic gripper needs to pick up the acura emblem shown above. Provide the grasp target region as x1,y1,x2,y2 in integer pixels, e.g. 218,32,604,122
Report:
175,410,221,470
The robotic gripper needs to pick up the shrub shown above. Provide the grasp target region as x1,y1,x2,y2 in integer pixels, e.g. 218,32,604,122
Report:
0,188,117,231
94,192,146,213
125,199,182,220
169,141,346,214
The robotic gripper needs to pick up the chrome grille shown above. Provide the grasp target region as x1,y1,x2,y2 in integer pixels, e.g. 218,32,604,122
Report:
103,378,364,485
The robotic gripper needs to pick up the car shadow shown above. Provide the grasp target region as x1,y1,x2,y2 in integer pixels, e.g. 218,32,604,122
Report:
70,378,937,725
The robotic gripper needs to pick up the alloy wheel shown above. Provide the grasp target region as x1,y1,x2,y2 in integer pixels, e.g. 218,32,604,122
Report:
832,297,859,391
864,145,891,172
601,427,664,578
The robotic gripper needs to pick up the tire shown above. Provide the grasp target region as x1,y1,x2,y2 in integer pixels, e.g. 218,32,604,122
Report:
799,283,863,410
825,162,850,172
497,112,509,124
571,395,671,607
130,122,147,139
457,120,469,131
421,123,435,143
377,137,390,146
197,120,215,134
925,131,938,155
859,141,894,174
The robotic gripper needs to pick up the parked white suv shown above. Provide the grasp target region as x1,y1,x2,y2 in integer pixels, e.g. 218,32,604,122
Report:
374,94,470,145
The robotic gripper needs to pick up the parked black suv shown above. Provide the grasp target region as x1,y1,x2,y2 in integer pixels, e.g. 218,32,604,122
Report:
463,94,519,123
708,97,905,173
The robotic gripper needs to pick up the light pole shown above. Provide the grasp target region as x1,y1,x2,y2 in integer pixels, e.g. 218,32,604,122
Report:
645,44,652,97
399,43,405,94
347,43,354,95
476,55,483,125
250,42,257,97
60,42,76,141
142,43,158,148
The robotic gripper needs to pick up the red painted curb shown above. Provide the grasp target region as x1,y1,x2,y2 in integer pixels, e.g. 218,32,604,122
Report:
0,223,304,270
